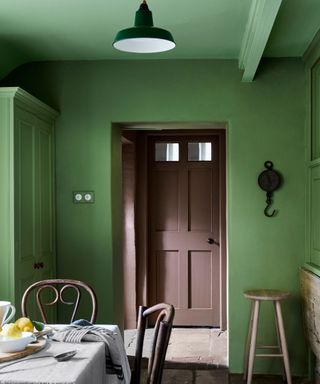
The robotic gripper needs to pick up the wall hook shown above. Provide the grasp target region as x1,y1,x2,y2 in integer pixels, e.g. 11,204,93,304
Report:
264,192,276,217
258,161,281,218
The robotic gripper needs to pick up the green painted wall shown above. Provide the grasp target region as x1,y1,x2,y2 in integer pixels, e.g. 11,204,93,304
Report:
1,58,307,374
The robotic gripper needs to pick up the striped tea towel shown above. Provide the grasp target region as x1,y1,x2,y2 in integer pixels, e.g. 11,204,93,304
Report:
52,325,130,383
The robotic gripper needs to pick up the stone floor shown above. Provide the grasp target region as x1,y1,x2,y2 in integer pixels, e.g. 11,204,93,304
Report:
160,368,229,384
144,369,311,384
159,371,310,384
124,328,311,384
124,327,228,368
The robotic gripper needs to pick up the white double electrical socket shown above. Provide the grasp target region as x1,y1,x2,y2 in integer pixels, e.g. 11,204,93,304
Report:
73,191,95,203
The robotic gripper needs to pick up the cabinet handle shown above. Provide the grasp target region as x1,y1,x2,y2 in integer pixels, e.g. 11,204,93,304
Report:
33,262,44,269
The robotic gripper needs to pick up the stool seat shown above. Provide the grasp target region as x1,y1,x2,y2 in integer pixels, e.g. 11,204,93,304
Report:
244,289,290,301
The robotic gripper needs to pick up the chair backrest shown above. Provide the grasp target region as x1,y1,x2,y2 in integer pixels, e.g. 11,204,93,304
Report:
131,303,175,384
21,279,97,324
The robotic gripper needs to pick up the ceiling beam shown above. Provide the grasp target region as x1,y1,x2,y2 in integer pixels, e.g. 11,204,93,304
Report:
239,0,282,82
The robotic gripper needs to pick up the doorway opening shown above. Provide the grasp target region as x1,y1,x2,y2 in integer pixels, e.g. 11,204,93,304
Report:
121,124,227,365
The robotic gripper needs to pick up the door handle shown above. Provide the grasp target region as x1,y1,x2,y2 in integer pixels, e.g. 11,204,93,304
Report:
207,238,219,245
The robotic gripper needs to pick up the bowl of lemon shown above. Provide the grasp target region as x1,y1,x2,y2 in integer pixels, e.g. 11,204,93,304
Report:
0,318,37,353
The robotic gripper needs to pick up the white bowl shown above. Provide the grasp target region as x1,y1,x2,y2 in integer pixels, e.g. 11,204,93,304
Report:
0,332,35,353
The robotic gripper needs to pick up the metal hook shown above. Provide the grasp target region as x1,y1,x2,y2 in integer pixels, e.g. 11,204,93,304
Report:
264,194,276,217
264,203,276,217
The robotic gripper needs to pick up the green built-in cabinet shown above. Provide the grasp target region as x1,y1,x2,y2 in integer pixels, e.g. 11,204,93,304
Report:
0,87,58,316
305,32,320,273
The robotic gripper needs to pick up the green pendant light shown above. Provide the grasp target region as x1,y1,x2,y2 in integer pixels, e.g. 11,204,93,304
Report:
113,0,175,53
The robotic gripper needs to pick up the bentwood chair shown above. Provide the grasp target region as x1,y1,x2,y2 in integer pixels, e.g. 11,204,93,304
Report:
21,279,97,324
131,303,175,384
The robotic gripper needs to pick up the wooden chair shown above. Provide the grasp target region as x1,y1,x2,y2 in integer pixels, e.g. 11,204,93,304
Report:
131,303,175,384
21,279,97,323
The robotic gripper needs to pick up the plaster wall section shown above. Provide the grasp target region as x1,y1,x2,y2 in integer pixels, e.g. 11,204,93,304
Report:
1,58,307,374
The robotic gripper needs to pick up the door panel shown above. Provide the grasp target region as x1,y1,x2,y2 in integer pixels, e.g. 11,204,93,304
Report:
148,134,224,327
189,251,212,308
188,168,212,231
156,251,179,306
154,170,179,231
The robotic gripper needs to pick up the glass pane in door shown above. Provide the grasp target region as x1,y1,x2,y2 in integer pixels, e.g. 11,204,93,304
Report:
155,143,179,161
188,142,212,161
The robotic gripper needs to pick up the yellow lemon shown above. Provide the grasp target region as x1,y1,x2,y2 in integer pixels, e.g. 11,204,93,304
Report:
1,323,22,338
15,317,34,333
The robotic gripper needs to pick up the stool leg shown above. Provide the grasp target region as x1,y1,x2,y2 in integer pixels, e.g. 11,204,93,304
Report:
275,301,292,384
273,302,285,381
244,301,254,380
247,300,260,384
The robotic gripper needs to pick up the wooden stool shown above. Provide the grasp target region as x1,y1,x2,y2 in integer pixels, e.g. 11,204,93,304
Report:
243,289,292,384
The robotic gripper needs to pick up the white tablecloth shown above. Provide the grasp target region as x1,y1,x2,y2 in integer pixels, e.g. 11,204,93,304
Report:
0,325,131,384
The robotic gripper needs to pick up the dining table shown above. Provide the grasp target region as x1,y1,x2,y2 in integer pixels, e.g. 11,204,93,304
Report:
0,324,131,384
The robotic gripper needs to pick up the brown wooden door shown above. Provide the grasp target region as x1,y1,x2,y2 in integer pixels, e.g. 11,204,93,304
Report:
148,133,225,327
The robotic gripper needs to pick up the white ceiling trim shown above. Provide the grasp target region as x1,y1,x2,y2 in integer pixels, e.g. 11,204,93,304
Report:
239,0,282,82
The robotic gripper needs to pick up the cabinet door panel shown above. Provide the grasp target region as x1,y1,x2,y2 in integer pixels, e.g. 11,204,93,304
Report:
0,89,57,319
16,118,36,262
14,109,38,312
311,60,320,160
14,108,55,317
38,119,55,285
311,164,320,265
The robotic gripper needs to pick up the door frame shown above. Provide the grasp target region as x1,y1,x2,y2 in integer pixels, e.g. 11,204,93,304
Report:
121,124,227,330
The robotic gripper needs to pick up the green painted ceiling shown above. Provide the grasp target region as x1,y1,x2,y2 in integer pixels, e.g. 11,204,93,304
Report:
0,0,319,78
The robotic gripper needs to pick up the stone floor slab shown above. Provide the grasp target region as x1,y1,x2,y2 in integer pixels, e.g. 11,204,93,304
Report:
124,328,228,367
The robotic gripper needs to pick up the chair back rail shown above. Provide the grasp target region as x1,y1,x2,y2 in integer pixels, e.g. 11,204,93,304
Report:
21,279,97,323
131,303,175,384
